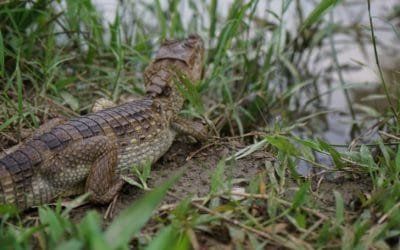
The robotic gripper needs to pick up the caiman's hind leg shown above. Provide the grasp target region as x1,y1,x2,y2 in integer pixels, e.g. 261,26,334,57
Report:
172,116,208,141
83,136,124,204
53,135,124,204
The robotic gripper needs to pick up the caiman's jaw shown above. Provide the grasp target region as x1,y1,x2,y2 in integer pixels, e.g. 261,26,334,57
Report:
155,34,204,82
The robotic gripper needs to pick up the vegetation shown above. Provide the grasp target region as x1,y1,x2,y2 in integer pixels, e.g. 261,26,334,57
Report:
1,0,400,248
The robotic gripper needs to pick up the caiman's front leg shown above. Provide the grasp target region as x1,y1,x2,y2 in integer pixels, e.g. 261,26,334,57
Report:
172,116,208,141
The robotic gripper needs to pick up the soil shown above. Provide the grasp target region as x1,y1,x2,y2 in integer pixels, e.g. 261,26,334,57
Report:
68,138,275,220
65,138,370,247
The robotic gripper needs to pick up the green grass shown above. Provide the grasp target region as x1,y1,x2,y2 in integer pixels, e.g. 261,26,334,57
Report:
1,0,400,249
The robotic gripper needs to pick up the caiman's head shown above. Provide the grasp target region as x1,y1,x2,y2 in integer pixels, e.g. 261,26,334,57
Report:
145,34,204,98
156,34,204,82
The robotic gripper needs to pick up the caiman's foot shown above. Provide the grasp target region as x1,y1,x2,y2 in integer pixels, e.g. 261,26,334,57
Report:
172,116,208,142
104,192,120,219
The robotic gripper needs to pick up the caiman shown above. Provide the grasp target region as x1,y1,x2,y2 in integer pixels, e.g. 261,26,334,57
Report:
0,34,206,210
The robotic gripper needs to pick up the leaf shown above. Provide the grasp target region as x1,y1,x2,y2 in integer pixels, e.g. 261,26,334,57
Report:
78,212,109,250
0,31,4,77
208,0,218,40
265,135,298,156
353,103,380,117
295,210,307,229
55,240,83,250
210,160,225,194
378,140,390,167
154,0,167,39
175,70,204,113
301,0,342,31
212,1,255,75
53,77,76,90
0,204,19,216
18,224,48,244
39,207,69,243
15,62,23,115
292,137,319,151
334,191,344,225
145,225,180,250
395,146,400,172
226,139,266,161
292,182,309,209
104,171,183,249
121,175,145,189
60,91,79,111
360,145,377,169
0,115,18,132
279,54,301,81
317,138,343,169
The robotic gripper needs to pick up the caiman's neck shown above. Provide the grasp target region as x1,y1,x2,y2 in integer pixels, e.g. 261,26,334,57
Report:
144,59,190,117
147,85,185,116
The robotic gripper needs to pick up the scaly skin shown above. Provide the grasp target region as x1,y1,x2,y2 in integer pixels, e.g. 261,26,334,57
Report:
0,34,205,210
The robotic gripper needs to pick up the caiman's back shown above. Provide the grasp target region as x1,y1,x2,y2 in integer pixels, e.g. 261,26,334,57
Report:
0,34,205,210
0,98,171,209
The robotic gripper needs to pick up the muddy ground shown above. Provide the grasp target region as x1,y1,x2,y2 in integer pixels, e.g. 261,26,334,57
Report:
66,138,275,219
56,138,370,247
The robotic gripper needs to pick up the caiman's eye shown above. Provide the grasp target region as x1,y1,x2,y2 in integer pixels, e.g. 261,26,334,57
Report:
184,36,199,48
188,34,199,39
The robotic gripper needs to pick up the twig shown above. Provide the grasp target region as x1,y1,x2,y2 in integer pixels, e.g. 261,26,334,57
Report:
378,130,400,141
186,141,218,161
378,201,400,224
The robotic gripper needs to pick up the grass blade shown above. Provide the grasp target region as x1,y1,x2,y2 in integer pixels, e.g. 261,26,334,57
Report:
155,0,167,39
208,0,218,41
145,225,187,250
300,0,341,31
78,212,109,250
0,31,4,77
104,171,183,248
334,191,344,226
